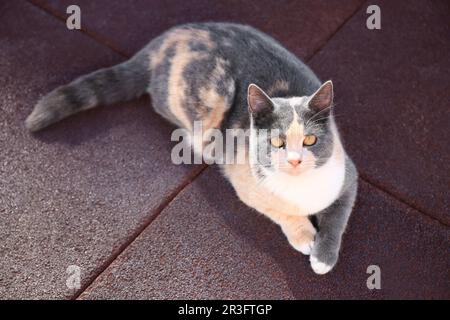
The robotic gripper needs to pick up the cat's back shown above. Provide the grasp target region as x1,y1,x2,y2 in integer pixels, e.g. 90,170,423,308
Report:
149,22,320,87
145,22,321,132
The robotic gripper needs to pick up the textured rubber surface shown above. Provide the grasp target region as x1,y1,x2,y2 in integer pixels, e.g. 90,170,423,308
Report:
309,0,450,223
80,168,450,299
0,1,202,299
1,0,448,299
31,0,365,59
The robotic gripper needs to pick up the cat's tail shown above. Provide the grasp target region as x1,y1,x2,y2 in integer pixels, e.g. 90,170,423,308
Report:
25,52,150,132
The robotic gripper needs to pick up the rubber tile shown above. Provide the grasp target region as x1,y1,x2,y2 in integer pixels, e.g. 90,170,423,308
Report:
31,0,365,59
80,167,450,299
308,0,450,223
0,1,202,299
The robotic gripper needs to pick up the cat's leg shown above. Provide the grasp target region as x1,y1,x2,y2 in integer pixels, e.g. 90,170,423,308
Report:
278,214,316,255
222,163,316,255
242,192,317,256
310,162,358,274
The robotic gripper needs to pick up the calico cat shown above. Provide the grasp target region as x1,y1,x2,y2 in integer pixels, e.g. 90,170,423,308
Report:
26,23,358,274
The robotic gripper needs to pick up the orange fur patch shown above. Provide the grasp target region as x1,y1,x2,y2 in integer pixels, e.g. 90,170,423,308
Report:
150,28,216,131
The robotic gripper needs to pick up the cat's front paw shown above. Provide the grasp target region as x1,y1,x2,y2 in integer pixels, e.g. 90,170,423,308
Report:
291,236,315,256
309,240,339,275
283,225,316,256
309,255,333,275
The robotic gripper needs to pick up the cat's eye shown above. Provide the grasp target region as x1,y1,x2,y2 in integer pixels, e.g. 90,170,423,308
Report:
303,135,317,146
271,137,285,148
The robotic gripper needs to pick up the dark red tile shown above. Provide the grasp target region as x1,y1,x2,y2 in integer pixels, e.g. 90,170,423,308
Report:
31,0,364,59
309,0,450,223
80,168,450,299
0,1,201,299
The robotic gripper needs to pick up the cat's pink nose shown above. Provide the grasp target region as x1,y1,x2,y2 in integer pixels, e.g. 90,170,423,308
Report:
288,159,301,167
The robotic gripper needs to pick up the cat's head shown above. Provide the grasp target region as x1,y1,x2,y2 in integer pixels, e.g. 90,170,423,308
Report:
247,81,336,179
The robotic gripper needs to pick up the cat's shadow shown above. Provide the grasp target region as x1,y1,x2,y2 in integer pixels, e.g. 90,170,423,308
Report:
196,166,320,299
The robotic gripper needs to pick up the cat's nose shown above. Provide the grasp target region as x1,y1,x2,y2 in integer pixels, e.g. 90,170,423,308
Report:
288,159,301,167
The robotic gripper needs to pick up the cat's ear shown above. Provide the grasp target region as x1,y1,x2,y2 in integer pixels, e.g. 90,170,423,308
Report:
247,84,274,114
308,80,334,112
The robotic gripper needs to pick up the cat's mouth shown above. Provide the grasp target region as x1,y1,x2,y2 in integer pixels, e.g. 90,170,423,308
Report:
279,165,306,176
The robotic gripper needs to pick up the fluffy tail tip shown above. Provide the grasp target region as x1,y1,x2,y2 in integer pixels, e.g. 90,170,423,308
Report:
25,105,53,132
25,89,70,132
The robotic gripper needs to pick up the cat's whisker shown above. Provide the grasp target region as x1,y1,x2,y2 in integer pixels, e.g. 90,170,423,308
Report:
305,114,343,130
308,113,342,124
306,116,332,126
305,106,333,126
